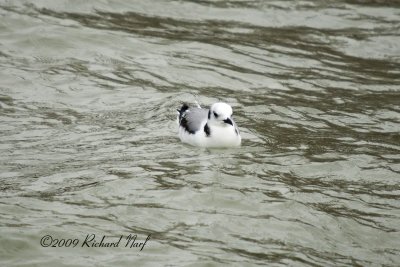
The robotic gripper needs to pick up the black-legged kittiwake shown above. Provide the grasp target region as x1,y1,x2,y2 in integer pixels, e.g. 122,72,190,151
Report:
177,102,241,147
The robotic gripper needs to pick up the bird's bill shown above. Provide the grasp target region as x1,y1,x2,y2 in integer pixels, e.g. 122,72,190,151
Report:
223,118,233,126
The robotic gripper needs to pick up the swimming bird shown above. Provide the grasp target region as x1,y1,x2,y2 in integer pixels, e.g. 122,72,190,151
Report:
177,102,241,147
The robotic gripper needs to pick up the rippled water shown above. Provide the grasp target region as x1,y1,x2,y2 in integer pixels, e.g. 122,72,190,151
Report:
1,0,400,266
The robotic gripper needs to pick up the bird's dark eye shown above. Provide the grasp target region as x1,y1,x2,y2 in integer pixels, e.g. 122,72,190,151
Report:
213,112,218,118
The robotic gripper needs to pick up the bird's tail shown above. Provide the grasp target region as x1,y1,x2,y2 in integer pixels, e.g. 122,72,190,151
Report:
176,103,190,124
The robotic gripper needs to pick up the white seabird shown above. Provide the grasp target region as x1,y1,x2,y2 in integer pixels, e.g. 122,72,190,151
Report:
177,102,241,147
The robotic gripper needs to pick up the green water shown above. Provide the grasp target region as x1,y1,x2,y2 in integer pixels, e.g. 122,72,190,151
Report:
1,1,399,266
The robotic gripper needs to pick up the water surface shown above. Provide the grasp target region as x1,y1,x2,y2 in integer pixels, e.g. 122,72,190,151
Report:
1,1,400,266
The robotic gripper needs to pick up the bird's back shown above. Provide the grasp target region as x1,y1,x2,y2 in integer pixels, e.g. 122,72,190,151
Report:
178,105,208,134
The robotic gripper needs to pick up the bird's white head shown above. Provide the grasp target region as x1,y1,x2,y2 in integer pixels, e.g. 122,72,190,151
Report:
209,102,234,126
